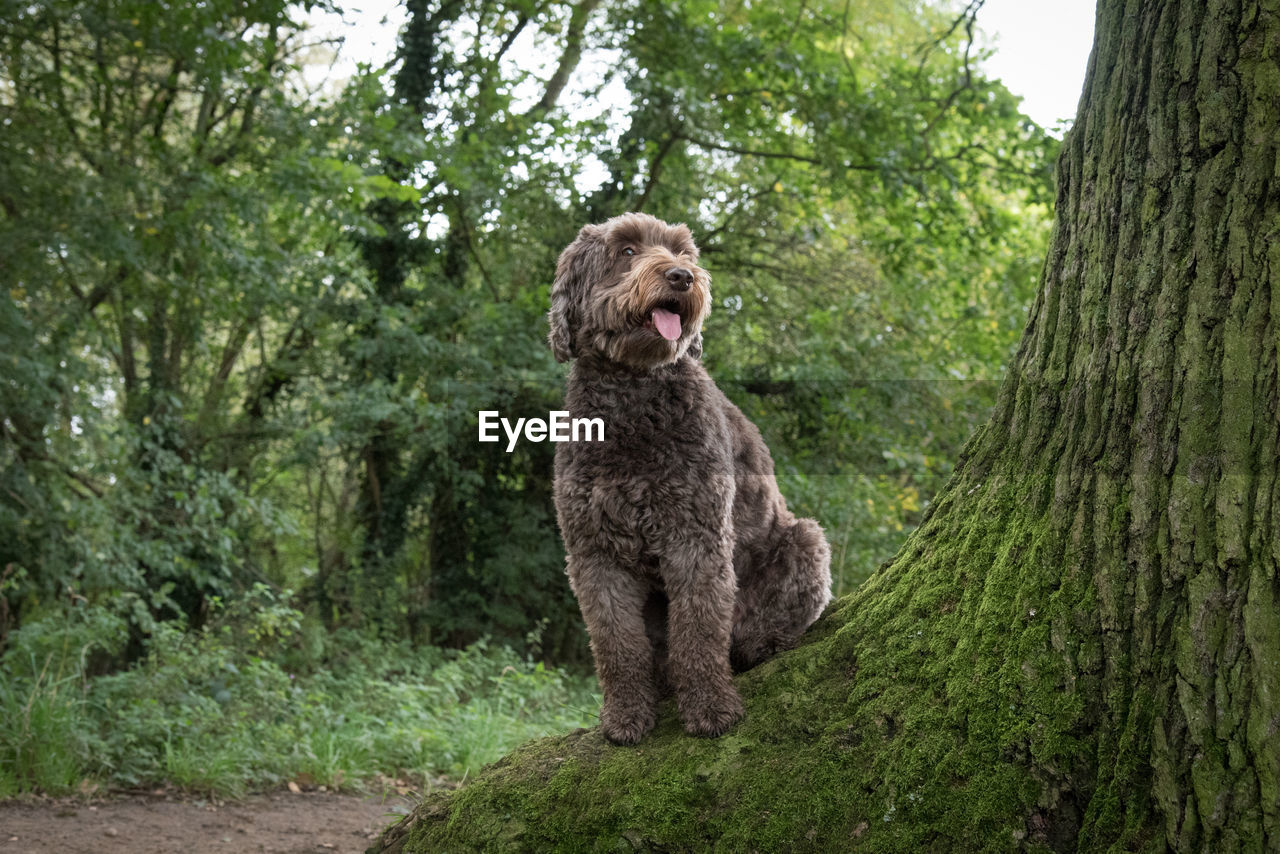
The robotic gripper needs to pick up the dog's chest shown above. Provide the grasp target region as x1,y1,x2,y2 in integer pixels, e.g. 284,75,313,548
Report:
554,363,737,559
558,368,725,478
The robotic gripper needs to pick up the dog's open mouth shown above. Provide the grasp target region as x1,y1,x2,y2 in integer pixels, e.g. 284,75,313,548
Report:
643,300,684,341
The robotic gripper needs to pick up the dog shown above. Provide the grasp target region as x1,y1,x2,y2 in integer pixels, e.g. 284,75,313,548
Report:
549,212,832,744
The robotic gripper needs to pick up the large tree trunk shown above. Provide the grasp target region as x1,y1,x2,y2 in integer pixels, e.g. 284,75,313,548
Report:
370,0,1280,850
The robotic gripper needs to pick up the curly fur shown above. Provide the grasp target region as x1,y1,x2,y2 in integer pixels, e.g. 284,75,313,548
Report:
550,212,832,745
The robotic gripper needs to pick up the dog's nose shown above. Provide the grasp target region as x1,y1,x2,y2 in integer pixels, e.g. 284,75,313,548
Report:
666,267,693,291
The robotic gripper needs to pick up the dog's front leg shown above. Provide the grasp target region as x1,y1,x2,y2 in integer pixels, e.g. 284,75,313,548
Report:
664,533,745,738
567,555,658,745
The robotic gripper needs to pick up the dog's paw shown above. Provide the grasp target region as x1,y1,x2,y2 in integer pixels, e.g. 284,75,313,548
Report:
600,706,656,745
682,688,744,738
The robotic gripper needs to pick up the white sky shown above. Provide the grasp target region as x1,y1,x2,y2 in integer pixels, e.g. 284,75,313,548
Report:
976,0,1097,129
309,0,1098,130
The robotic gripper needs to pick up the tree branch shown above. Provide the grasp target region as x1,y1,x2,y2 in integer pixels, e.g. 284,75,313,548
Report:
83,266,128,314
634,134,679,212
675,132,823,165
917,0,983,138
447,199,498,300
50,20,104,174
141,57,184,140
93,32,114,142
915,0,984,74
208,26,281,167
19,449,107,499
529,0,603,116
200,318,254,420
239,286,328,423
675,132,880,171
493,12,531,65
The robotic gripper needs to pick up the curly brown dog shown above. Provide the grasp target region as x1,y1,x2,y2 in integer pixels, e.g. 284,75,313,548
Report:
549,212,832,745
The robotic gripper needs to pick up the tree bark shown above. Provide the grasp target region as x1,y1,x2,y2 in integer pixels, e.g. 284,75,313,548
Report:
370,0,1280,849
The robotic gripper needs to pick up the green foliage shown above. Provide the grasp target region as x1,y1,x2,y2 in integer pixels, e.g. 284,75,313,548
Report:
0,600,598,796
3,0,1056,797
0,665,90,796
0,0,382,641
1,0,1055,651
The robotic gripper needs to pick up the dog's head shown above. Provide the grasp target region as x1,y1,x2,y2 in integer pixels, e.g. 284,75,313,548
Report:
549,212,711,369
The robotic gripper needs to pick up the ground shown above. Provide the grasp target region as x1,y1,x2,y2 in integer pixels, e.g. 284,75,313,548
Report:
0,789,416,854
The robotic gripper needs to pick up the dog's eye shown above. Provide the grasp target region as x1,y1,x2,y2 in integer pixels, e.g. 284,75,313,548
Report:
623,247,635,257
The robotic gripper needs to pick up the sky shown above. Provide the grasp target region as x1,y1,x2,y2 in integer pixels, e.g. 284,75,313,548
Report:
314,1,1098,132
975,0,1097,128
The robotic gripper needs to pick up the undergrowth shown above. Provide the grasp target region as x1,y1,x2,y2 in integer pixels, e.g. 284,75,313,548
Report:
0,589,599,798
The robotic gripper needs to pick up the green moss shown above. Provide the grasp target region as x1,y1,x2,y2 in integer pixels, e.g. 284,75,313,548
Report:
376,473,1095,853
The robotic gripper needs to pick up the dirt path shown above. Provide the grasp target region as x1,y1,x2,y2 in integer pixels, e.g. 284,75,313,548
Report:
0,790,414,854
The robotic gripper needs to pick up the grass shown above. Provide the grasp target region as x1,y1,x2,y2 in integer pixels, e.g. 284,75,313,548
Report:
0,667,86,796
0,605,600,799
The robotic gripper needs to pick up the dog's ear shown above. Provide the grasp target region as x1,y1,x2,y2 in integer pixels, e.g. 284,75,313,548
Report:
548,288,577,363
548,224,603,362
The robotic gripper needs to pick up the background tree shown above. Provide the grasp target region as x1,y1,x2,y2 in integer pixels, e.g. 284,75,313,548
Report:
0,0,387,647
1,0,1057,788
370,0,1280,849
297,0,1056,653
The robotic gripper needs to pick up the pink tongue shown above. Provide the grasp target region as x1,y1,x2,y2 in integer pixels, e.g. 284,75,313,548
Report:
652,307,682,341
